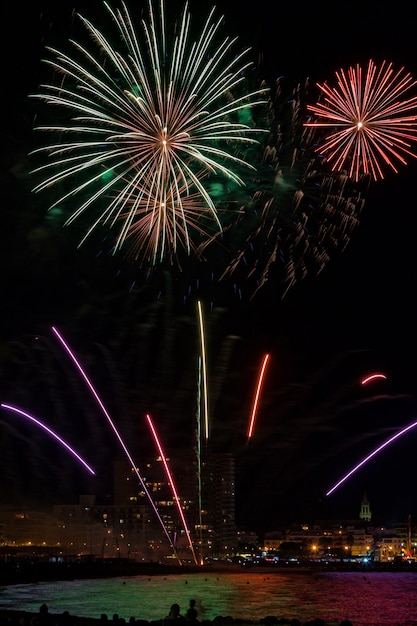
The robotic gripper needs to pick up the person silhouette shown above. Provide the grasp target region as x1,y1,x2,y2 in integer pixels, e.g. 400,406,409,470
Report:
164,604,186,624
37,604,52,626
185,600,198,623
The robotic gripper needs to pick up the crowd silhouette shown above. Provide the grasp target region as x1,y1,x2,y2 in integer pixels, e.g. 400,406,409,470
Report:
0,602,355,626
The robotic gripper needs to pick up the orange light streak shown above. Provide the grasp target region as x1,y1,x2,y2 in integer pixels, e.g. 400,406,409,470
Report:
247,353,270,441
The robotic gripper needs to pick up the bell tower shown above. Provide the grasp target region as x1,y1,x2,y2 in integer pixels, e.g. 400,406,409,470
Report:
359,491,371,521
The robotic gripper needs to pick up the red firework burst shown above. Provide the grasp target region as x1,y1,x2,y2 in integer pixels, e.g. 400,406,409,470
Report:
305,59,417,181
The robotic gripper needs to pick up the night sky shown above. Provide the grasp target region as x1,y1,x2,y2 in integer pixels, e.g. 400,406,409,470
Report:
2,0,417,535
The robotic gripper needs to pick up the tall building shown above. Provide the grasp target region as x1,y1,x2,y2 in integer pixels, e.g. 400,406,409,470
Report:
201,450,236,555
112,449,237,560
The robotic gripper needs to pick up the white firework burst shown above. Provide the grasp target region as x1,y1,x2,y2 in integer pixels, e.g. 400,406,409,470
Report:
30,0,267,264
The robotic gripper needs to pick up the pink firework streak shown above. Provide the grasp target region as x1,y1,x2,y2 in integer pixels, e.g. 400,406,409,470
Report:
51,326,181,562
247,353,270,441
361,373,387,385
326,419,417,496
1,403,95,474
146,413,198,565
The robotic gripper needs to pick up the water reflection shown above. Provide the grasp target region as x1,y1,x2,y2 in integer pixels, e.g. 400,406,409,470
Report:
2,571,417,625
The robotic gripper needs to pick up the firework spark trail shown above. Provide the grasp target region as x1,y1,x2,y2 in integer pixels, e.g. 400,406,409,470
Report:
146,413,198,565
30,0,267,264
51,326,181,563
305,59,417,181
326,419,417,496
197,301,209,441
361,373,387,385
206,77,368,303
196,355,203,564
247,353,270,441
0,403,95,475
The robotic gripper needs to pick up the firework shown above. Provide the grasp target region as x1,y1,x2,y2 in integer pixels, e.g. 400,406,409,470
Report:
199,77,368,301
195,355,204,564
197,300,209,441
247,353,270,441
1,403,95,475
305,60,417,181
361,373,387,385
146,413,198,565
326,419,417,496
30,0,267,265
52,326,181,562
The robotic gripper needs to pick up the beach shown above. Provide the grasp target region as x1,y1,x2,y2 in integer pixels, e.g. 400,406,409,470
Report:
2,566,417,626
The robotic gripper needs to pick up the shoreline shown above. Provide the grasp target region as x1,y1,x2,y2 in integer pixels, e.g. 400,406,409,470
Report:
0,609,354,626
1,558,416,586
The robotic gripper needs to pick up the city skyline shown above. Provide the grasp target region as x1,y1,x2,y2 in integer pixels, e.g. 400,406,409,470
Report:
1,0,417,534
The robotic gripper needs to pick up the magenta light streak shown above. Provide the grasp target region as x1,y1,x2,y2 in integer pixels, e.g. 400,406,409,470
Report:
326,419,417,496
247,353,270,440
361,373,387,385
1,403,95,475
51,326,180,561
146,413,199,566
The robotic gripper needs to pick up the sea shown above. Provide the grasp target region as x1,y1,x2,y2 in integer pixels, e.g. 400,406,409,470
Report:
1,569,417,626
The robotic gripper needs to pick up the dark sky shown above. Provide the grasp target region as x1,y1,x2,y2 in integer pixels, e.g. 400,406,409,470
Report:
2,0,417,534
